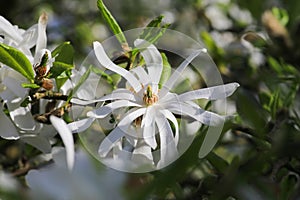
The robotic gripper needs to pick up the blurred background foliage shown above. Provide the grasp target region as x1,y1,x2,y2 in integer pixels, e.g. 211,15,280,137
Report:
1,0,300,199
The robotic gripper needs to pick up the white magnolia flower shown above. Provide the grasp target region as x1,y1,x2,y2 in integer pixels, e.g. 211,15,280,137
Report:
69,39,239,169
0,14,73,162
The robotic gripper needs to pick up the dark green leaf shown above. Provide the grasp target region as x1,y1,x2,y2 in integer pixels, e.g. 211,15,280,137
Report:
0,43,34,82
206,152,229,174
97,0,127,46
236,89,269,137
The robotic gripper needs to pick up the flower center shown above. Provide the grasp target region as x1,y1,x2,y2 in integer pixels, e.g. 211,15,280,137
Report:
143,85,158,106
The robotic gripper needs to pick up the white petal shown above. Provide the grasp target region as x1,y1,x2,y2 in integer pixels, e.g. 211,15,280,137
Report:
0,16,22,42
155,112,178,169
130,66,151,86
134,39,163,91
98,127,124,157
19,24,38,50
159,48,207,98
178,82,240,101
7,103,36,131
160,109,179,146
165,101,225,126
93,41,142,92
0,109,19,140
141,106,157,149
50,115,75,170
35,13,48,55
131,140,154,165
67,118,95,133
87,100,142,118
100,89,139,101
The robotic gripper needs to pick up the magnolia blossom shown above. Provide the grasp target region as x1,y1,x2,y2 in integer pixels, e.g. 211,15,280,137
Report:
70,39,239,169
0,14,73,165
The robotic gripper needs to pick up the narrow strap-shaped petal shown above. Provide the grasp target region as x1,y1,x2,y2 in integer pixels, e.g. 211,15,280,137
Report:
178,82,240,101
87,100,142,118
71,89,138,105
93,41,142,92
134,39,163,93
165,101,224,126
19,24,38,50
50,115,75,170
98,108,147,157
160,109,179,146
132,139,154,166
141,106,157,149
130,66,151,86
98,89,138,102
156,112,178,169
35,12,48,55
67,118,95,133
98,127,124,157
159,48,207,98
0,16,22,42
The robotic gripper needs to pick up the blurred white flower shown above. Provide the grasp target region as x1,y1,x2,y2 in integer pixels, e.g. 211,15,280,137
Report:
0,14,72,159
26,148,125,200
69,39,239,169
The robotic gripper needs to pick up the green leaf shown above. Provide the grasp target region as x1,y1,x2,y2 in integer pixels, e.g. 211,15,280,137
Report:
159,52,171,88
0,43,34,82
21,83,40,89
272,7,289,27
55,70,71,91
91,66,115,88
52,42,74,65
67,66,92,102
139,15,170,45
51,43,74,90
49,61,74,78
236,89,269,137
206,152,229,174
97,0,127,46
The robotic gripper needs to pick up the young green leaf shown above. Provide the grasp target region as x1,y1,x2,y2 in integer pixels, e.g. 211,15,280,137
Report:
52,42,74,64
21,83,41,89
49,61,74,78
159,52,171,88
97,0,127,46
0,43,34,82
139,15,170,45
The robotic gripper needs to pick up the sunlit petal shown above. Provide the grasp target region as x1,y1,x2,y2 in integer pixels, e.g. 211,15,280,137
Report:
87,100,142,118
35,12,48,54
130,66,151,86
178,82,240,101
141,106,157,149
165,101,225,126
160,109,179,146
134,39,163,93
98,127,124,157
50,115,75,170
68,118,95,133
159,48,207,98
156,112,178,168
93,41,142,92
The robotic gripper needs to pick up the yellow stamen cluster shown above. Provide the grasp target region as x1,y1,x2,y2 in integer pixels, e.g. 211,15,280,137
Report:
143,85,158,106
